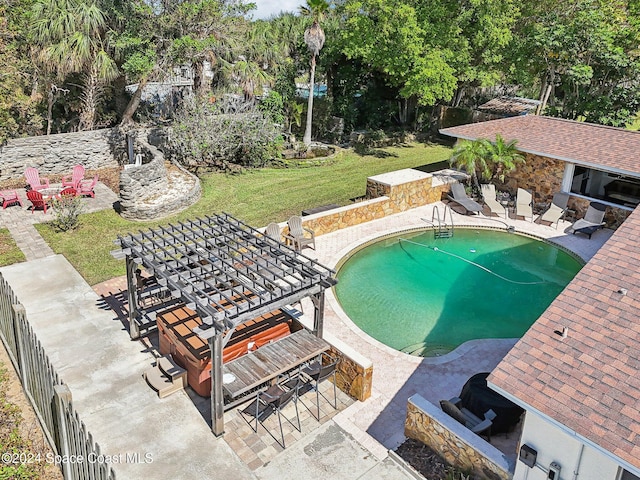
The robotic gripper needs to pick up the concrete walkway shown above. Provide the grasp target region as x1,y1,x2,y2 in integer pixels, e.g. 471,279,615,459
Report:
0,254,417,480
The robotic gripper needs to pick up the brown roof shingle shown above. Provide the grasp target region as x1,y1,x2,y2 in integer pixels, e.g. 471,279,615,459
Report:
440,116,640,176
489,205,640,471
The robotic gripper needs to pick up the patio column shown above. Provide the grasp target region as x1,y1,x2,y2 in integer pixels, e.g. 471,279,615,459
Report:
125,256,140,339
210,332,225,436
312,291,325,338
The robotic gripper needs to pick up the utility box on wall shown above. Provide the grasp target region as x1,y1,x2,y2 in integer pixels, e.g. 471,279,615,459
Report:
519,444,537,468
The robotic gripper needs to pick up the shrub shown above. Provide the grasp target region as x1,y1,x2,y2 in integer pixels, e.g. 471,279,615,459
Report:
50,195,84,232
168,96,283,172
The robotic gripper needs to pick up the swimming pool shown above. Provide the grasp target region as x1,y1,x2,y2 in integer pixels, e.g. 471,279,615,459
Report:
334,228,583,357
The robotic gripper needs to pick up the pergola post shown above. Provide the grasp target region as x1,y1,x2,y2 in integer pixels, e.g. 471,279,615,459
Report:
125,256,140,339
312,291,325,338
210,333,225,436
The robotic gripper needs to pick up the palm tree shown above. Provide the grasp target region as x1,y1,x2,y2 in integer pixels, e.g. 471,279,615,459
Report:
225,59,272,102
300,0,329,146
486,134,525,182
449,138,491,192
32,0,118,131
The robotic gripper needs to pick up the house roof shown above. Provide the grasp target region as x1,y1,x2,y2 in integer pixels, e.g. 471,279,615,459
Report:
489,205,640,472
440,115,640,176
476,96,540,116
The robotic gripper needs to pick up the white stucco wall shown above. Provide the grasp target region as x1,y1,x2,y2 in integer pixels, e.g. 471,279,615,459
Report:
513,411,620,480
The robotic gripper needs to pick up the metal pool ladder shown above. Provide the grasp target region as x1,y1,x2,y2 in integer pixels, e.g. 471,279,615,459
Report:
432,205,454,238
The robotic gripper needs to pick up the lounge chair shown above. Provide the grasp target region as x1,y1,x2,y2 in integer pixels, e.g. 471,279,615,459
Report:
570,202,606,239
62,164,85,189
516,188,533,222
439,398,495,442
448,183,482,215
538,192,570,229
265,222,282,242
24,167,49,191
284,215,315,251
481,184,507,218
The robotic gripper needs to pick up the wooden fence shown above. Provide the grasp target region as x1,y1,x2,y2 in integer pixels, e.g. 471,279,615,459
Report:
0,273,116,480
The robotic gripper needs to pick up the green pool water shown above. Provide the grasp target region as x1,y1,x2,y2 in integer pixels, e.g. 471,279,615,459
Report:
334,228,583,357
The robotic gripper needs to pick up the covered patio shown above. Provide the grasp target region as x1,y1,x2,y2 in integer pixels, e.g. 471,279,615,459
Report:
113,212,337,436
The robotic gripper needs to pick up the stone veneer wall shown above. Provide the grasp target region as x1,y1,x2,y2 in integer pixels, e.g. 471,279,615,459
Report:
405,395,511,480
505,153,631,228
327,344,372,401
300,172,449,236
0,128,123,182
503,153,565,204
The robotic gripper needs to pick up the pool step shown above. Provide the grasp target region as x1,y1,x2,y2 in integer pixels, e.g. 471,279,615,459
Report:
434,228,453,238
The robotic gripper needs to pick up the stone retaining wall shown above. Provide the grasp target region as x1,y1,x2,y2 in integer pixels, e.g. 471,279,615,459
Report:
118,138,201,220
300,169,450,236
405,395,511,480
0,128,123,182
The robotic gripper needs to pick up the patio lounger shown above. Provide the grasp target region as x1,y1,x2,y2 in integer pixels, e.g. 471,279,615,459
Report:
538,192,570,229
516,188,533,222
570,202,606,239
448,183,482,215
439,399,494,441
481,184,507,218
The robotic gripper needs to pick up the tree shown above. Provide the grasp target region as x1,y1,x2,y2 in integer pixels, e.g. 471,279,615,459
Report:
449,138,491,192
0,0,43,142
507,0,640,126
31,0,118,131
301,0,328,146
168,0,248,95
341,0,457,122
224,59,272,102
485,134,524,182
438,0,520,106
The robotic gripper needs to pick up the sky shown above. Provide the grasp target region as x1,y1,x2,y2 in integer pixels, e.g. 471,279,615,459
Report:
250,0,304,19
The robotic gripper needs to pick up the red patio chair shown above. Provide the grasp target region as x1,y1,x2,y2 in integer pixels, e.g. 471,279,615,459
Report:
62,164,85,189
1,190,22,209
78,174,98,198
60,187,77,197
24,167,50,191
26,190,51,214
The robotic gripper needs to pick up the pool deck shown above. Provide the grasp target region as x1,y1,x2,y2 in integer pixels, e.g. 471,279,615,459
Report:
297,201,612,460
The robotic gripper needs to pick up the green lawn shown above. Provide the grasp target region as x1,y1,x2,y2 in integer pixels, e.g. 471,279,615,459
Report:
37,143,452,285
0,229,26,267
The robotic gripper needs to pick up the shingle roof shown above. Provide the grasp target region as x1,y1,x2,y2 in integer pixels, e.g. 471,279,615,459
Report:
440,115,640,176
476,97,540,116
489,205,640,471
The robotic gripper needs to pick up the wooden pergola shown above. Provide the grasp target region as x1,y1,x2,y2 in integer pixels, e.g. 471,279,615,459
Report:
113,212,337,435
